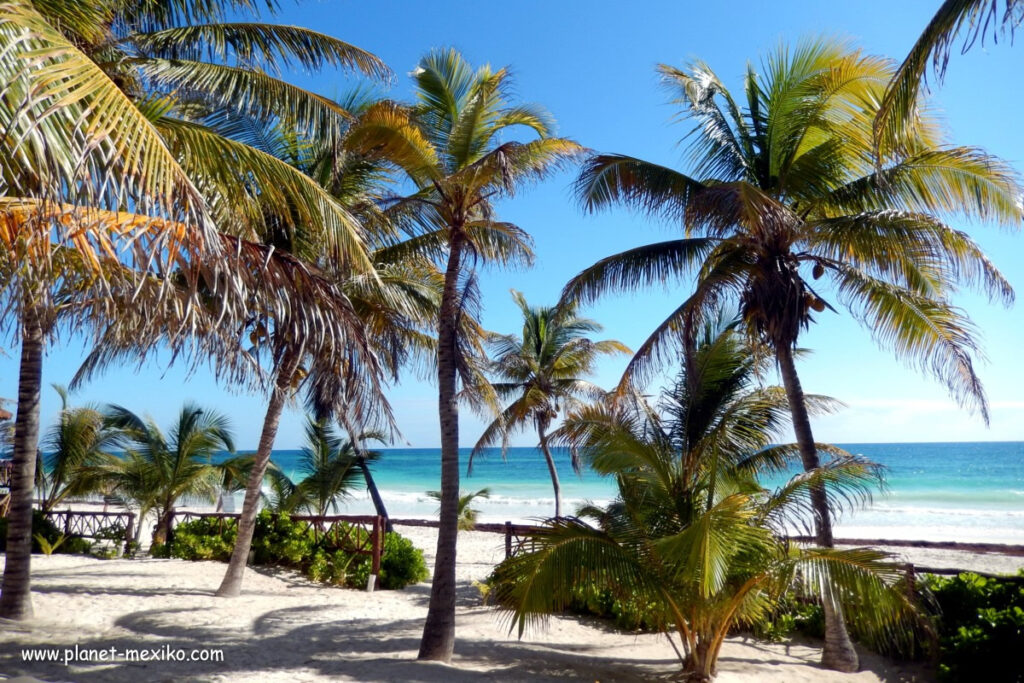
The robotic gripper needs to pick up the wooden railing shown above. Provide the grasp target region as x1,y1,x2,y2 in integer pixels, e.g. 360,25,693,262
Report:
390,519,1024,578
41,509,136,555
390,518,544,559
168,511,385,587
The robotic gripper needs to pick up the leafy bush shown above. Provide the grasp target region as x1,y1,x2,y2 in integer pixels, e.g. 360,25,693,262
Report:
565,583,664,631
0,511,92,555
168,511,428,590
366,532,429,590
753,594,824,642
924,571,1024,683
170,517,236,562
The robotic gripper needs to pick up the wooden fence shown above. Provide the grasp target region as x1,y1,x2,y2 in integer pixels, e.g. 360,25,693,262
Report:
41,509,136,555
389,518,547,559
391,519,1024,583
11,506,1023,589
168,511,385,587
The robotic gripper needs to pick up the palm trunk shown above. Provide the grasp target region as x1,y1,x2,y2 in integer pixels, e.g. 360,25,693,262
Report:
216,347,301,597
536,420,562,519
152,506,174,546
418,238,464,663
339,412,392,532
359,459,392,532
776,344,858,672
0,307,44,620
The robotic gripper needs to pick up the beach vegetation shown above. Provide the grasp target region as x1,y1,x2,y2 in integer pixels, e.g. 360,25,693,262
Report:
214,95,446,596
427,487,492,531
101,403,234,547
567,37,1020,671
171,511,427,589
31,533,66,556
470,291,629,518
254,417,386,518
38,385,123,513
0,510,91,556
0,0,392,618
291,419,383,517
489,314,921,680
0,0,231,619
923,570,1024,682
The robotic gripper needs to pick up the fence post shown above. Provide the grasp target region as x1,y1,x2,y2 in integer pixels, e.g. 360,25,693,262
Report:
905,562,917,599
505,521,513,559
124,512,135,556
63,510,71,536
368,515,383,592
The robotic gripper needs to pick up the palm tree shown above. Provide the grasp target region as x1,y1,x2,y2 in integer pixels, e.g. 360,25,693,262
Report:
103,403,234,547
0,0,229,620
470,291,629,518
493,316,919,680
215,97,444,598
427,488,491,531
875,0,1023,153
39,385,123,512
289,418,382,517
2,0,388,620
567,39,1020,670
349,48,582,661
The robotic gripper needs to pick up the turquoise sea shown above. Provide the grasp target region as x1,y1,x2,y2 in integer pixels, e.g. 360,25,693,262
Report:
249,442,1024,544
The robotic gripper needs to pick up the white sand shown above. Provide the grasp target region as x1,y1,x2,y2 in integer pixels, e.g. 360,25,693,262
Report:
1,524,1020,682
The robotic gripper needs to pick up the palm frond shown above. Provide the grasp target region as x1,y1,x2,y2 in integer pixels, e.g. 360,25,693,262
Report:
132,23,389,80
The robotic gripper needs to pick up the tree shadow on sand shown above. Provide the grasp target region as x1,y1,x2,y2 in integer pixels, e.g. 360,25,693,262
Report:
0,602,678,682
0,570,929,683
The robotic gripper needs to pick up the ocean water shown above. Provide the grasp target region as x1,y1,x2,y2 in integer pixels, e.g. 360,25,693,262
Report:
256,442,1024,544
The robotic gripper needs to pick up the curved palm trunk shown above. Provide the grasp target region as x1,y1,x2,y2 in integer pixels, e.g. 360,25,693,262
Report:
0,307,44,620
418,238,464,663
536,420,562,519
358,459,392,532
339,412,392,532
776,344,858,672
216,348,302,597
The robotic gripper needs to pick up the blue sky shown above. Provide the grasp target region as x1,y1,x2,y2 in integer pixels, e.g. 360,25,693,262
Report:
3,0,1023,449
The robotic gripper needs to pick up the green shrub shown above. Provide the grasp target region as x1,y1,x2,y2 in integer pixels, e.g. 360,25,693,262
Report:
753,594,824,642
169,517,237,562
562,581,663,631
250,512,313,566
924,571,1024,683
167,512,426,591
374,532,429,590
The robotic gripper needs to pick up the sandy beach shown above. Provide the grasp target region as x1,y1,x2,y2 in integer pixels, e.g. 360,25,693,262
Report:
1,524,1021,682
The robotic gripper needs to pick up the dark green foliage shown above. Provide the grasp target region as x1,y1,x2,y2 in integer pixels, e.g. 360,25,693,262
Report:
169,511,427,590
752,570,1024,680
924,572,1024,683
753,594,824,642
566,583,662,632
0,511,91,555
376,532,429,589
